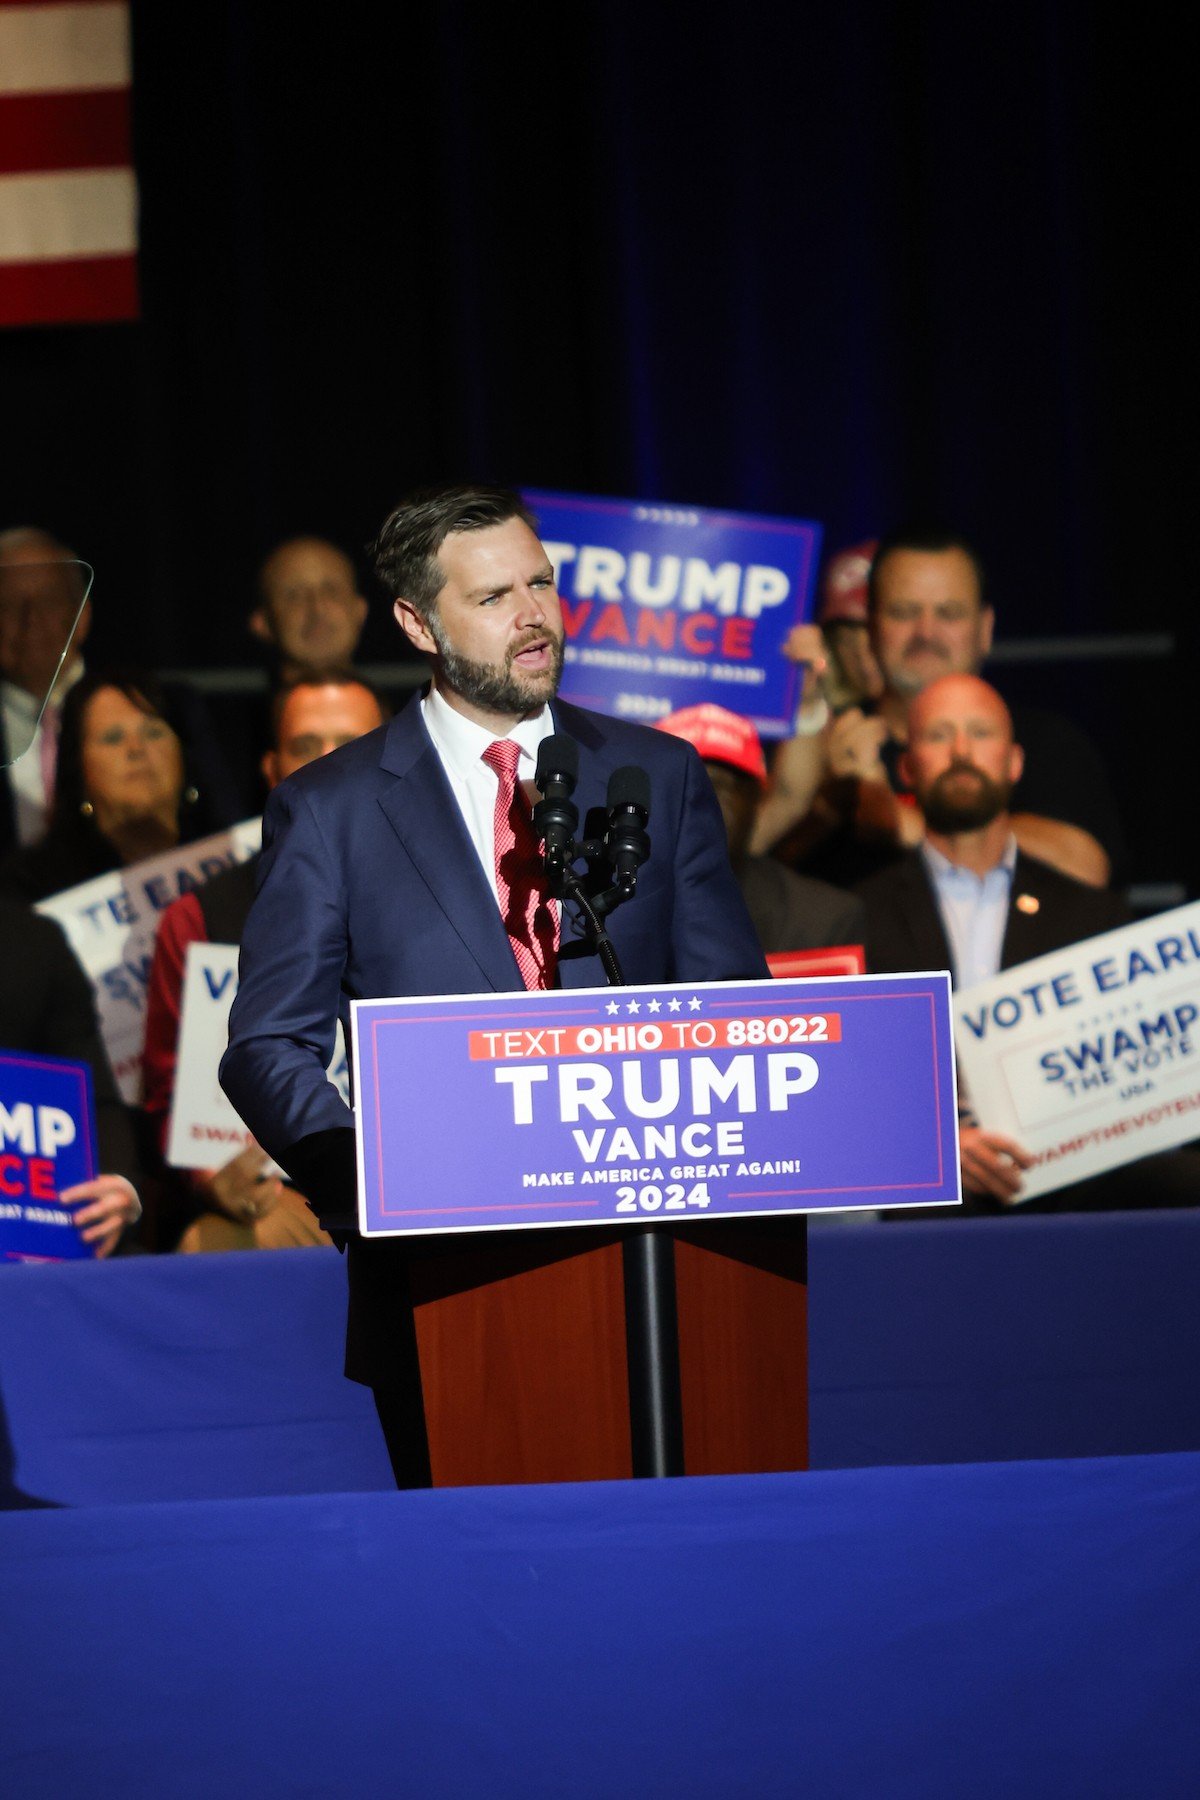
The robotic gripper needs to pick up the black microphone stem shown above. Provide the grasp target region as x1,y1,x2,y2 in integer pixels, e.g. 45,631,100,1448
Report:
560,867,625,987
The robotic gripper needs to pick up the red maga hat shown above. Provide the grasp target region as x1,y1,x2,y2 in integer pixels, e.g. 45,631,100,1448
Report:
818,539,878,626
655,703,768,786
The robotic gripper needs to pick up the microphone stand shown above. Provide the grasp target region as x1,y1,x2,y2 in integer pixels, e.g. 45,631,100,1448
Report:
539,789,684,1481
557,866,626,989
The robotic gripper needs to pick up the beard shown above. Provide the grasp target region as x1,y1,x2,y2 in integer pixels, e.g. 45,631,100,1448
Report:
429,621,565,717
920,761,1010,833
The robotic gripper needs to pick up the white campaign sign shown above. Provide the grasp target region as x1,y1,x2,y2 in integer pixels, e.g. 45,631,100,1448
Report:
954,901,1200,1200
167,941,349,1171
36,819,263,1103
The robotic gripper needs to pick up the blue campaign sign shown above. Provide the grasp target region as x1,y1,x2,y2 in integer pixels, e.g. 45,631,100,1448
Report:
352,976,960,1236
524,491,822,738
0,1051,99,1263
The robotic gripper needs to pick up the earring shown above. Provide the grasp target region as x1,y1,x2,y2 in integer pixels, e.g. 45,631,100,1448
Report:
183,784,199,805
80,799,94,818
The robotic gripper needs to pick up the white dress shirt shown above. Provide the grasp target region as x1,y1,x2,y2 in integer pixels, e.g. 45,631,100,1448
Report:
920,833,1018,989
419,686,555,907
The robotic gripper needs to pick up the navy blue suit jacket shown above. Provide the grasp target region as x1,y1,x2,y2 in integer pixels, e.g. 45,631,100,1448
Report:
220,692,767,1234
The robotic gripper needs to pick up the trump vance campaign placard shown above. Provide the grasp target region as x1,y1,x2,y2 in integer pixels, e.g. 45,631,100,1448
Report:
352,975,960,1236
1,1050,99,1263
953,902,1200,1201
526,491,821,737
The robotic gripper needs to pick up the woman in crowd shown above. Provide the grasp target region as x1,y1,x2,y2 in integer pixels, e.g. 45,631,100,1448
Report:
0,669,227,903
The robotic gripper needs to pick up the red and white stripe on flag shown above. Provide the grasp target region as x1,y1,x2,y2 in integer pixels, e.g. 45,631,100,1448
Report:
0,1,138,327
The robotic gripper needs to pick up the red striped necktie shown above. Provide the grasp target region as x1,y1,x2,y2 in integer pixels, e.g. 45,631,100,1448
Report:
481,738,559,991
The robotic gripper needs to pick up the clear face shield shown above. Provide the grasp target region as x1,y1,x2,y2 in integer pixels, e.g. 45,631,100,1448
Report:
0,558,94,765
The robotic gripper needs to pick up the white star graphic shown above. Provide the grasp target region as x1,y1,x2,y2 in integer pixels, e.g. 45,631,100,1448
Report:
688,997,702,1012
627,999,641,1014
605,1000,620,1015
667,997,682,1013
647,998,661,1014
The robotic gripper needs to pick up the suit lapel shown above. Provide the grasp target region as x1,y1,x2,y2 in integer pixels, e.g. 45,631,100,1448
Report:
897,856,957,980
548,702,619,990
1001,853,1049,971
375,698,521,991
372,695,619,993
550,699,609,805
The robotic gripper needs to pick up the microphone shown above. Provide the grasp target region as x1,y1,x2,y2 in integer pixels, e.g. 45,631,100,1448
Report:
533,734,580,879
605,766,651,894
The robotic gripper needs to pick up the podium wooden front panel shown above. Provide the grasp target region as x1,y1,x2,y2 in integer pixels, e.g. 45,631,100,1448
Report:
409,1229,633,1486
409,1220,807,1487
673,1219,808,1476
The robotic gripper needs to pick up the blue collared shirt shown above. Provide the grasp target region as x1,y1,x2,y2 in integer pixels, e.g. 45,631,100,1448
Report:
920,835,1019,989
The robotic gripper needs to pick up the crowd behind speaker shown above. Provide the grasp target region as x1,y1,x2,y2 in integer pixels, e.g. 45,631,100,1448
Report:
0,520,1194,1258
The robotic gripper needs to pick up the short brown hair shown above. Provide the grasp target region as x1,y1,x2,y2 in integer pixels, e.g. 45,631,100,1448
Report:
370,486,537,622
269,666,389,738
867,528,987,613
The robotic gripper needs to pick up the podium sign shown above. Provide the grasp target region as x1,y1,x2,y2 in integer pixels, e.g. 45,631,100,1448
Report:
352,974,960,1236
0,1050,98,1263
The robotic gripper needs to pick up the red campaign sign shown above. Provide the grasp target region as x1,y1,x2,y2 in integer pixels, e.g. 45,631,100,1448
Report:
767,945,866,979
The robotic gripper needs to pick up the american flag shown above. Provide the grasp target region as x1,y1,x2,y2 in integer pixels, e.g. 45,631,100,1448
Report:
0,0,137,327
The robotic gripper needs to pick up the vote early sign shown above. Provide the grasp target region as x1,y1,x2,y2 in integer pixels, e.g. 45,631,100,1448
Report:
352,975,960,1236
168,942,351,1172
526,491,822,737
954,901,1200,1201
37,819,262,1104
1,1050,98,1263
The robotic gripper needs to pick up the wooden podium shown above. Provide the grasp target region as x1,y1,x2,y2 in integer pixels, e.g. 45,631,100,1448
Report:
407,1214,807,1486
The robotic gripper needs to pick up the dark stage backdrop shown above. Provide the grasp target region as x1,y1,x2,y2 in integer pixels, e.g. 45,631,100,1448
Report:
0,3,1191,878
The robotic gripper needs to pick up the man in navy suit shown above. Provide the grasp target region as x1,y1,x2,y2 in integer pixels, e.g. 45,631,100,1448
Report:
221,486,767,1481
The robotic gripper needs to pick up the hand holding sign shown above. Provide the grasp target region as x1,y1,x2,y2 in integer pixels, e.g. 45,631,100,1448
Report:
780,622,830,715
59,1175,141,1256
958,1126,1035,1205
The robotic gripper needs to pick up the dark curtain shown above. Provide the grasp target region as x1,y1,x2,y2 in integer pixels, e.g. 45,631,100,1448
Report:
0,2,1191,868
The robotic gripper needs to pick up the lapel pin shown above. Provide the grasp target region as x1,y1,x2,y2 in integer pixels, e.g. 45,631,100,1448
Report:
1015,893,1040,915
